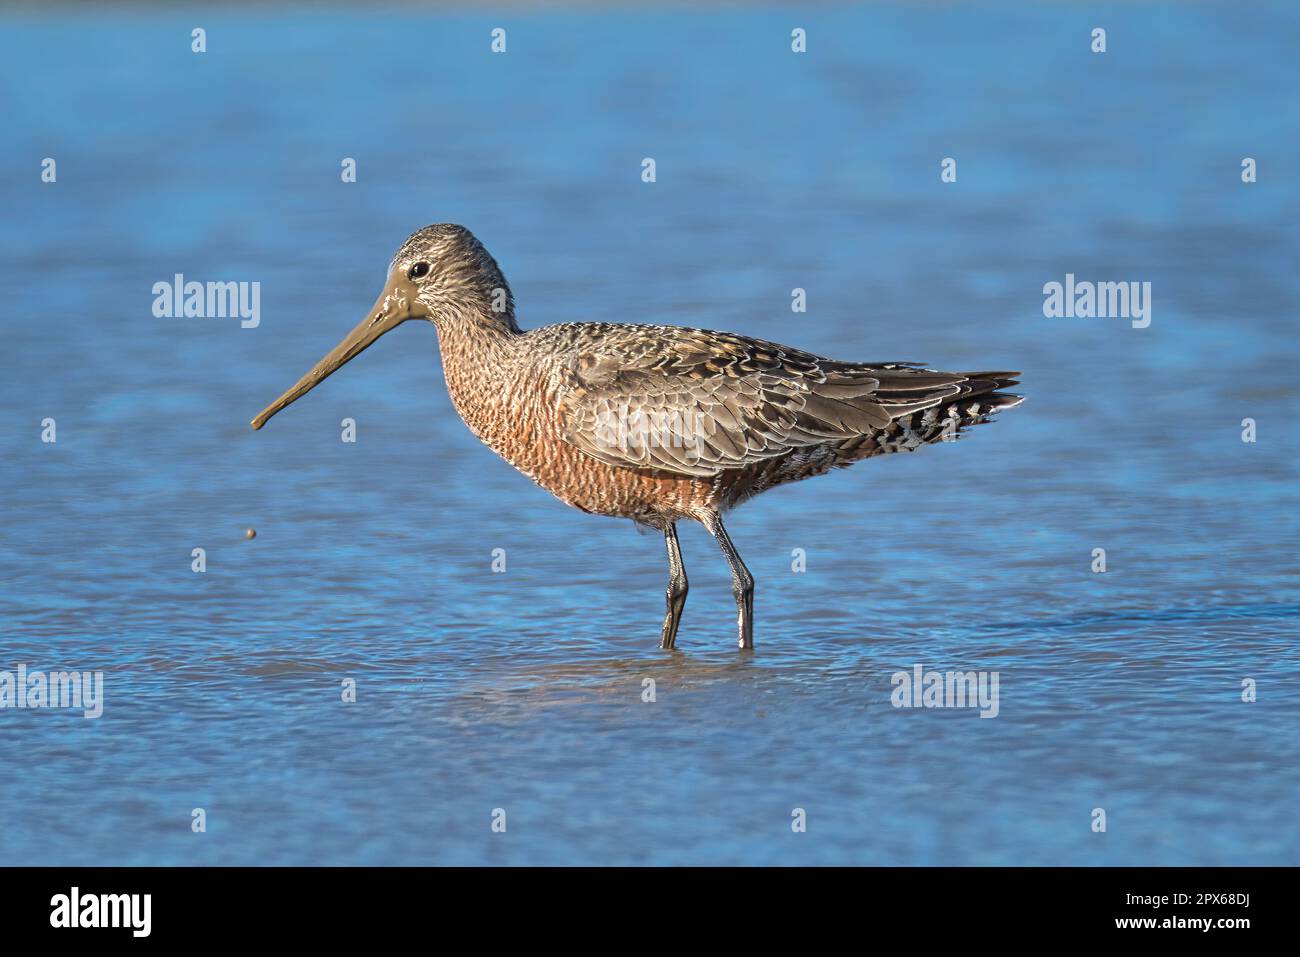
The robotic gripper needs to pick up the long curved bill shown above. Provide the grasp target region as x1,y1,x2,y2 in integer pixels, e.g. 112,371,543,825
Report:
251,270,425,430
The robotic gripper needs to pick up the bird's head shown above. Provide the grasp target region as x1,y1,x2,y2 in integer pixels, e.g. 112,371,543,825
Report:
251,223,514,430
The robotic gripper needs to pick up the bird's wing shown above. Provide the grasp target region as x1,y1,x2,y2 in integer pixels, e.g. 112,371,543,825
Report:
555,326,989,477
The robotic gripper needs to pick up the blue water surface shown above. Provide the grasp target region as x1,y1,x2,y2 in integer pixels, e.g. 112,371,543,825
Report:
1,4,1297,865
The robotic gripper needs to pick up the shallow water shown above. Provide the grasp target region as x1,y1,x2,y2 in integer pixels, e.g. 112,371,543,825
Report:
2,5,1298,865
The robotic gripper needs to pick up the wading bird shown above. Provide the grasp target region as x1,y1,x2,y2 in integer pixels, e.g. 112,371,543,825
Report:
252,225,1021,650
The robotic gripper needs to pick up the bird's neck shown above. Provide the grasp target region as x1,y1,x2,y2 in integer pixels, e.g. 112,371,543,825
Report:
433,305,525,440
434,301,521,358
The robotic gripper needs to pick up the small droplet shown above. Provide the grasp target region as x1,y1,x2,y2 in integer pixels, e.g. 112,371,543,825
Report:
245,528,257,540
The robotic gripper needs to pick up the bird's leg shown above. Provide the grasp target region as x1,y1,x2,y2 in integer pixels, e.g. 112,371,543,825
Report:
660,523,689,650
707,516,754,650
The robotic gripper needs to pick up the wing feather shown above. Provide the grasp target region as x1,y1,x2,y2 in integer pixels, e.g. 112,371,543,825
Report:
554,324,1015,477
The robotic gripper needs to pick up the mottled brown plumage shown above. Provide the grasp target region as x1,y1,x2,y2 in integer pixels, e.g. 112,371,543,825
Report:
253,224,1023,650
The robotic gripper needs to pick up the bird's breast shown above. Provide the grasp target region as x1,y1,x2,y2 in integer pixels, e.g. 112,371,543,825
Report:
441,358,714,524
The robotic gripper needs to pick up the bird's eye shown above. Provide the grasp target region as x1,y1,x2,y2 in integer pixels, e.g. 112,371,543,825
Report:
408,261,431,280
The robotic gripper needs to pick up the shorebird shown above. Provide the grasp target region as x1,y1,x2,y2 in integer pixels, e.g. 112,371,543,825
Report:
252,225,1022,650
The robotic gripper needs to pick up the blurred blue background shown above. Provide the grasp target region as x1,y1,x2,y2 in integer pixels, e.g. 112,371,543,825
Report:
1,3,1297,865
